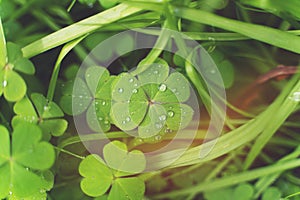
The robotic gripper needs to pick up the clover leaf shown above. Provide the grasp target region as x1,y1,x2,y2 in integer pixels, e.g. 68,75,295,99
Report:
0,42,35,102
12,93,68,140
0,122,55,199
79,141,146,199
110,59,194,139
60,66,114,132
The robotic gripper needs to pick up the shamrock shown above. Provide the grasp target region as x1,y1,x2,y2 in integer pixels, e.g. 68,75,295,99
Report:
59,66,115,133
0,122,55,199
0,40,35,102
110,58,194,139
79,141,146,199
12,93,68,140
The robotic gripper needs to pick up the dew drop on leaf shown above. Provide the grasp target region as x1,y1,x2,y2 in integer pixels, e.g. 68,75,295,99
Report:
129,78,134,83
168,111,174,117
122,120,126,124
102,101,106,106
132,89,138,93
153,70,158,74
159,115,166,121
104,120,109,124
2,80,7,87
125,116,131,122
118,88,124,93
43,106,49,111
289,91,300,102
155,135,162,140
155,123,162,129
159,84,167,92
210,69,216,74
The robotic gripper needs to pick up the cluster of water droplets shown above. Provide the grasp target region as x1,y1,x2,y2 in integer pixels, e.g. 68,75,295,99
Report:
122,116,131,124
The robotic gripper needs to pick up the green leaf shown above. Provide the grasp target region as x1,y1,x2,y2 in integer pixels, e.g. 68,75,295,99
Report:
85,66,110,93
79,154,113,197
262,187,282,200
204,187,233,200
162,103,194,130
233,184,254,200
0,125,9,166
138,104,167,138
0,18,7,67
99,0,118,9
12,123,55,170
1,69,26,102
72,78,93,115
103,141,146,175
108,178,145,200
31,93,64,119
137,58,169,85
39,119,68,137
161,72,190,102
7,42,22,64
13,58,35,75
0,122,55,198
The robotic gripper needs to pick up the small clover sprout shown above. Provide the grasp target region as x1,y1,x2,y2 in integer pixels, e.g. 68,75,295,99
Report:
110,59,194,139
0,42,35,102
12,93,68,140
79,141,146,199
0,122,55,199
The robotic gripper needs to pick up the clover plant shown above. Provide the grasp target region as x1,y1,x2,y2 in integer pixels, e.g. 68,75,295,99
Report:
12,93,68,140
79,141,146,199
0,122,55,199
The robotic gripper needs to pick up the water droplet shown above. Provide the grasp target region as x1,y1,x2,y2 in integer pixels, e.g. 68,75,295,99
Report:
289,91,300,102
155,135,162,140
159,84,167,92
102,101,106,106
122,120,126,124
210,69,216,74
153,70,158,74
2,80,7,87
208,36,215,41
134,83,138,87
25,167,29,171
155,123,162,129
165,128,172,133
129,78,134,83
43,106,49,111
118,88,124,93
9,191,12,195
168,111,174,117
159,115,166,121
171,88,177,92
104,120,109,124
79,95,83,98
125,116,131,122
95,101,99,105
132,89,138,93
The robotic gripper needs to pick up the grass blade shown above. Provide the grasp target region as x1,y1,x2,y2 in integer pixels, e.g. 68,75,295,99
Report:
22,3,143,58
0,18,7,67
